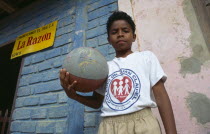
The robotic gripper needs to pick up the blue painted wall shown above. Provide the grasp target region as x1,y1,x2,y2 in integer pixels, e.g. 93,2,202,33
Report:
0,0,117,133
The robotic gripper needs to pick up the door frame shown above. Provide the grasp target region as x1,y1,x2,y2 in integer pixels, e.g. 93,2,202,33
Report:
0,39,24,134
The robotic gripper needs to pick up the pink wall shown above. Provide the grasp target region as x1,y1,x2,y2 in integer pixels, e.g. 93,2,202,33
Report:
119,0,210,133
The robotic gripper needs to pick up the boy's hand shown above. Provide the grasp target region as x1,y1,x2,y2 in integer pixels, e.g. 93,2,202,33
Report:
60,68,104,109
59,68,78,100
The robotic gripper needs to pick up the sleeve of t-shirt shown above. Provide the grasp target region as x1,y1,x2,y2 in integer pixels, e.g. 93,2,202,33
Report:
95,82,106,96
149,51,167,87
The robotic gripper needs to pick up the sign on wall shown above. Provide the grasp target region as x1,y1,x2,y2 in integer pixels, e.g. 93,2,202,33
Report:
11,21,58,59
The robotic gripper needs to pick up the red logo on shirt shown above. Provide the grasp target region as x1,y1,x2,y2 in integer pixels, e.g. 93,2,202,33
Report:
110,76,132,102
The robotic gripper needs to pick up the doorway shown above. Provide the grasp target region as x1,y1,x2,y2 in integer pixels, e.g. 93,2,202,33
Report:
0,43,22,133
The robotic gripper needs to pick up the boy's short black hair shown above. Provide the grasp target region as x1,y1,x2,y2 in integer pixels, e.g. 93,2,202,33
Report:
106,11,136,36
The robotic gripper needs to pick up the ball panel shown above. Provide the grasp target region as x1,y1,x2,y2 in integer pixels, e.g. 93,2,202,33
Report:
69,73,106,93
63,47,108,80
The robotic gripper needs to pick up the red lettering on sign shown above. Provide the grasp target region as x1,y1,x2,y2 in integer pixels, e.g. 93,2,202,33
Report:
17,41,25,50
26,33,52,47
27,37,33,46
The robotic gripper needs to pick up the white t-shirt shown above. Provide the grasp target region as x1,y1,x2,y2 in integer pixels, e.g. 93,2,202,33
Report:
96,51,167,117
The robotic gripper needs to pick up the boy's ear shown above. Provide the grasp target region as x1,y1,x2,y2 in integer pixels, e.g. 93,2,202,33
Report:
133,34,136,42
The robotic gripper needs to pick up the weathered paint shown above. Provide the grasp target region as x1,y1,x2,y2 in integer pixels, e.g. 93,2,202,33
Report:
181,0,210,75
180,57,202,75
186,92,210,124
118,0,140,51
119,0,210,133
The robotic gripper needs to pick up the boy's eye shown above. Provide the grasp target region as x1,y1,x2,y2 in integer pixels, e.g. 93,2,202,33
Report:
111,31,117,34
123,29,129,33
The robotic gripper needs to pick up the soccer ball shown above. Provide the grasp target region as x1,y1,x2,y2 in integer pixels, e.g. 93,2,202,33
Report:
63,47,108,92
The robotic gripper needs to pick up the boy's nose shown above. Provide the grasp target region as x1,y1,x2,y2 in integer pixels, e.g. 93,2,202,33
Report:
118,30,124,37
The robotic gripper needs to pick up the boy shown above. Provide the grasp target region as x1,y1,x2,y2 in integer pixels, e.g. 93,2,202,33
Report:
60,11,177,134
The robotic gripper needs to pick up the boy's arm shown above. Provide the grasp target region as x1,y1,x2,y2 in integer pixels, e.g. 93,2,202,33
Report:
60,69,104,109
152,80,177,134
74,91,104,109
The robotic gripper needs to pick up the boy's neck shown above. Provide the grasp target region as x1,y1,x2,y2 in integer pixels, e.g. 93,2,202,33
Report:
115,50,133,58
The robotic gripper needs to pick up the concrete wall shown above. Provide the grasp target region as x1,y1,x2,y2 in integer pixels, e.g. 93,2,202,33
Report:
119,0,210,133
0,0,117,133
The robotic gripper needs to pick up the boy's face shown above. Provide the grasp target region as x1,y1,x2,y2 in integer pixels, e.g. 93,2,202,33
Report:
108,20,136,54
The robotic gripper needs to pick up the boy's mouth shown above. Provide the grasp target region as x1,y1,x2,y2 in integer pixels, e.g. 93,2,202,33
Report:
117,40,126,44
